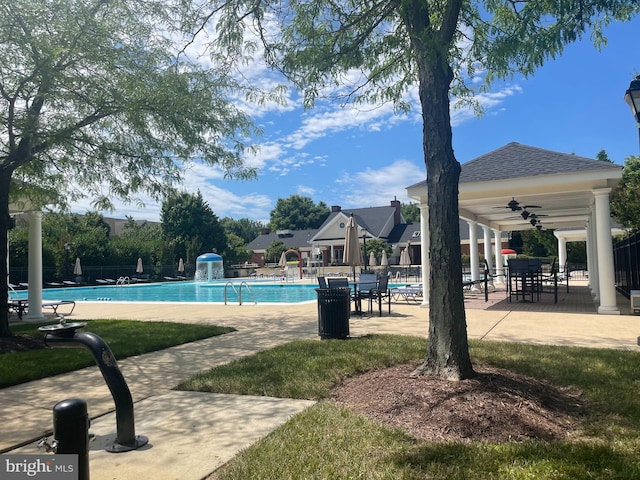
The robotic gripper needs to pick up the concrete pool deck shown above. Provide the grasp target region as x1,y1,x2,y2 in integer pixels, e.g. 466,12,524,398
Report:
2,283,640,479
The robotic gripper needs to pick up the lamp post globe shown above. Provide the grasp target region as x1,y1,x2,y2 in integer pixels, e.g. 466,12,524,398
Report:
624,75,640,151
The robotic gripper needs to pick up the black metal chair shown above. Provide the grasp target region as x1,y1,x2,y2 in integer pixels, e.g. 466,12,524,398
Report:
327,277,348,288
368,275,391,316
317,276,328,289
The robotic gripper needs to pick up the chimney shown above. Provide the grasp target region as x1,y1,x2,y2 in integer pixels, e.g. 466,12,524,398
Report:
331,205,341,212
261,228,271,235
391,197,401,225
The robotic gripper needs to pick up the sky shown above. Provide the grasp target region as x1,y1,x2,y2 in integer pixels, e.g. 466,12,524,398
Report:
76,16,640,225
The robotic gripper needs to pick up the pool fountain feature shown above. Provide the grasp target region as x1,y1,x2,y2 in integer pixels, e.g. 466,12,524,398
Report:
195,253,224,281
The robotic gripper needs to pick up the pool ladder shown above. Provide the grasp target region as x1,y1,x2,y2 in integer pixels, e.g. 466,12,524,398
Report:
223,281,256,305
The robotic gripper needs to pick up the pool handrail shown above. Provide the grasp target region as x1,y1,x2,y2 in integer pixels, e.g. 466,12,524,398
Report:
224,281,256,305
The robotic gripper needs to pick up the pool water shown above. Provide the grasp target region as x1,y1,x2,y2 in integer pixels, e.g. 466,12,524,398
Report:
12,282,320,304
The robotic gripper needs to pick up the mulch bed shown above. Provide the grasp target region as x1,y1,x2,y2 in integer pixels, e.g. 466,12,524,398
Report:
0,334,46,354
332,363,586,443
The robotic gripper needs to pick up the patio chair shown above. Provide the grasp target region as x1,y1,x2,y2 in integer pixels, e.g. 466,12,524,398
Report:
327,277,349,288
317,276,328,289
368,275,391,316
355,273,379,314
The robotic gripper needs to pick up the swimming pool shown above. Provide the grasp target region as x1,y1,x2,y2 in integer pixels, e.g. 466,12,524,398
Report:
12,282,320,304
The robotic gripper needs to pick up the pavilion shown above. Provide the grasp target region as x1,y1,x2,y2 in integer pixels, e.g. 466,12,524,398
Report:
407,142,624,314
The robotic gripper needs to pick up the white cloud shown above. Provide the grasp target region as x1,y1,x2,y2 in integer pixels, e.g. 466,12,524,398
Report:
296,185,316,196
335,159,425,207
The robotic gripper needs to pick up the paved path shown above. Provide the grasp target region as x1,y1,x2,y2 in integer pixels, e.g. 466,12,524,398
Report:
2,286,639,479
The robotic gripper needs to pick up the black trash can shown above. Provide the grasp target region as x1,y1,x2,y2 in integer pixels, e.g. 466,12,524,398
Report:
316,287,351,339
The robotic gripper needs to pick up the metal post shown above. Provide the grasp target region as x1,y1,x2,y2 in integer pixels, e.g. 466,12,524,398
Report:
53,398,90,480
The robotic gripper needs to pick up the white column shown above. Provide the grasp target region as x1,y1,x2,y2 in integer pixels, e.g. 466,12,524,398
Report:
26,211,43,321
493,229,504,284
557,235,567,271
587,208,599,300
419,204,429,306
593,189,619,314
468,220,479,283
482,226,492,271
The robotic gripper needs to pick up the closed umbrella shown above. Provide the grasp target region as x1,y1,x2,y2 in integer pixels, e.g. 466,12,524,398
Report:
399,248,411,281
178,258,185,273
73,257,82,276
343,215,363,279
380,250,389,266
136,257,144,274
368,251,377,267
399,248,411,266
278,251,287,267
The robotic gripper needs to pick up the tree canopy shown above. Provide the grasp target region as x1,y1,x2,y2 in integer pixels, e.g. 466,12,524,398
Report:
401,203,420,224
0,0,258,335
161,192,227,265
203,0,639,379
611,155,640,232
268,195,330,230
221,217,265,244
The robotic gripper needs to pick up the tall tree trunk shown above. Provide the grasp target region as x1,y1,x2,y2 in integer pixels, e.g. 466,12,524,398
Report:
420,61,475,379
0,167,12,337
403,0,474,380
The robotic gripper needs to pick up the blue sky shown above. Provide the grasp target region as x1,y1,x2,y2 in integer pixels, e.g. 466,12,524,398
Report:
84,17,640,224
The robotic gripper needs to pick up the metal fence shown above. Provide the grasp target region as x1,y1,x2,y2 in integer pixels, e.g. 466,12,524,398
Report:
9,264,194,285
613,231,640,297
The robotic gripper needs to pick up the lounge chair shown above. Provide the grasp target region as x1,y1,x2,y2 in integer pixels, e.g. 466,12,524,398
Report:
7,299,75,320
390,284,423,303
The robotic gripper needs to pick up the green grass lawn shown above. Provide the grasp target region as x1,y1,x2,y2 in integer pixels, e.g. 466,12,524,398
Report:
178,335,640,479
0,320,234,388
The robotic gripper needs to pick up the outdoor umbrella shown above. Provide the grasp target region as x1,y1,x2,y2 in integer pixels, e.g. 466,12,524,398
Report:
136,257,144,274
278,251,287,267
399,248,411,281
73,257,82,276
380,250,389,267
343,215,363,280
178,258,185,273
368,251,377,267
399,248,411,266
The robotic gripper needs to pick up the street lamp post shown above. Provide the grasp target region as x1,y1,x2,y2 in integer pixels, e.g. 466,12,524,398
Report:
624,75,640,151
64,243,71,280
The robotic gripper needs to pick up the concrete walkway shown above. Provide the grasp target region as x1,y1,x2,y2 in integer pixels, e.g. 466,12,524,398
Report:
2,285,640,479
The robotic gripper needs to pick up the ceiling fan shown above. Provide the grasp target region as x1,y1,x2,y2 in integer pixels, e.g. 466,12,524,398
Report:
530,218,545,230
495,197,542,212
525,212,548,221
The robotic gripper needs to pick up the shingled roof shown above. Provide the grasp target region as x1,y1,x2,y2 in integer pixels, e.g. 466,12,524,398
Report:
460,142,616,183
409,142,617,189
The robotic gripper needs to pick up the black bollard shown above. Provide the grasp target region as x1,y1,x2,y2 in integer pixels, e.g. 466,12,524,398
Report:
53,398,90,480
